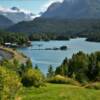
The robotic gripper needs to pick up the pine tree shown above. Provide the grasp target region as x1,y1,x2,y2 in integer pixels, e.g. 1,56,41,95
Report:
47,65,54,78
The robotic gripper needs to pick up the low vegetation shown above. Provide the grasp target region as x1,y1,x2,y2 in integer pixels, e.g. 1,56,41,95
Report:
0,58,45,100
85,82,100,90
52,51,100,84
21,68,45,87
47,75,80,86
0,50,100,100
18,84,100,100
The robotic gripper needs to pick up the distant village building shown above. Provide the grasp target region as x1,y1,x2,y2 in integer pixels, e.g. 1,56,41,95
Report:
4,42,18,47
4,43,11,47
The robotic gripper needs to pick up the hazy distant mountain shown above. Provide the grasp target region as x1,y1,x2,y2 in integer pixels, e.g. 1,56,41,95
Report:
7,18,100,35
0,15,13,29
0,6,35,23
7,0,100,34
42,0,100,19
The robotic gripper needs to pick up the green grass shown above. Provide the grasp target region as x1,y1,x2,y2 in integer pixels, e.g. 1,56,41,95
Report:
18,84,100,100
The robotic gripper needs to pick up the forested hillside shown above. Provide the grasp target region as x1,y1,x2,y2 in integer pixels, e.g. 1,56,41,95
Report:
8,18,100,34
0,30,29,45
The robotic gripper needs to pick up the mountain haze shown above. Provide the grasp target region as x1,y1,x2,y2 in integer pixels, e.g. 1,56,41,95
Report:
42,0,100,19
0,15,13,29
0,7,35,23
7,0,100,34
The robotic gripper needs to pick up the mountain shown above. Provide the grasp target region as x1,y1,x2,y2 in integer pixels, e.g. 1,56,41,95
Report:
7,18,100,35
0,15,13,29
42,0,100,19
0,7,35,23
7,0,100,34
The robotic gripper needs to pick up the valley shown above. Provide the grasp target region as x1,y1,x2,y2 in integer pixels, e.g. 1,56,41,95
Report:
1,0,100,100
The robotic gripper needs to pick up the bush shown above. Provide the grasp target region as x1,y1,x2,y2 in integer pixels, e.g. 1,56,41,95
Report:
0,67,21,100
75,72,89,84
85,82,100,90
48,75,80,86
21,68,44,87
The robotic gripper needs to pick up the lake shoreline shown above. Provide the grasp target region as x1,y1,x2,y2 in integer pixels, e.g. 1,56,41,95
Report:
0,47,14,60
0,47,28,64
19,38,100,74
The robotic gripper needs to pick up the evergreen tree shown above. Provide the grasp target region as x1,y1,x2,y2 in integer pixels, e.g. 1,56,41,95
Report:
47,65,54,78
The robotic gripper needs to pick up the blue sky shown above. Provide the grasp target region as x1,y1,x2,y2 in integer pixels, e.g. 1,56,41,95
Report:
0,0,63,15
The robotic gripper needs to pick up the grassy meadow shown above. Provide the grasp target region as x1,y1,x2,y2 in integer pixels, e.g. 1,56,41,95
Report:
18,84,100,100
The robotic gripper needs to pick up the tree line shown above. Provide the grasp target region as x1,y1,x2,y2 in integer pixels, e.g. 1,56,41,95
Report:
0,51,100,99
0,30,29,46
47,51,100,83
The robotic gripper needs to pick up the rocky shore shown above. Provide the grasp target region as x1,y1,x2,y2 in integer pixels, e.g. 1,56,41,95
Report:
0,47,28,64
0,48,14,60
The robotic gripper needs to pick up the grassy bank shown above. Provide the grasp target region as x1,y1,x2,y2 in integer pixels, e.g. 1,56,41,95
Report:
18,84,100,100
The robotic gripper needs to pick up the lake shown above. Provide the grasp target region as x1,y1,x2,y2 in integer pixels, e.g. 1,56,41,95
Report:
0,56,2,60
19,38,100,74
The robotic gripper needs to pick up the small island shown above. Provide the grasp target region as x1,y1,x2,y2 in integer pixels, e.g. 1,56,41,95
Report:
60,46,67,50
31,46,67,51
46,46,67,50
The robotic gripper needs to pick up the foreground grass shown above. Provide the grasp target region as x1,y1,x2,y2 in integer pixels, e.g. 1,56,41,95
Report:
18,84,100,100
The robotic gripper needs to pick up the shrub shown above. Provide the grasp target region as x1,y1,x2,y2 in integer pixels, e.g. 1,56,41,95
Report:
21,68,44,87
0,67,21,100
75,72,89,84
85,82,100,90
48,75,80,86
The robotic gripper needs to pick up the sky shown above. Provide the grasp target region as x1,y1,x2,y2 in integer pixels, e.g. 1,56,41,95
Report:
0,0,64,15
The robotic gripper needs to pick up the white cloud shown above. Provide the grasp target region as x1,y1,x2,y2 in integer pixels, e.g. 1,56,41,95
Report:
0,0,64,19
41,0,64,13
0,6,36,20
0,6,32,14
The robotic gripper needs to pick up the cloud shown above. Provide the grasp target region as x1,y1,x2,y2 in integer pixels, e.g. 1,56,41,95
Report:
0,6,36,20
0,6,32,14
0,0,64,19
41,0,64,13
